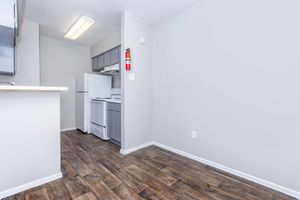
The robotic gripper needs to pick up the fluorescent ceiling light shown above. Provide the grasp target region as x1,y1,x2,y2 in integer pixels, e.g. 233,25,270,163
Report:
64,16,95,40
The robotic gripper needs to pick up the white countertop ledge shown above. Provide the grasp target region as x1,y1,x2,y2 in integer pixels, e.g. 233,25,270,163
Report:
105,99,122,104
0,86,68,92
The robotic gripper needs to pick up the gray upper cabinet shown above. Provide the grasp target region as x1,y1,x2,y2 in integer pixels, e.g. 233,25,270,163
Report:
110,47,119,65
92,45,121,72
97,55,104,70
103,51,111,67
92,57,97,71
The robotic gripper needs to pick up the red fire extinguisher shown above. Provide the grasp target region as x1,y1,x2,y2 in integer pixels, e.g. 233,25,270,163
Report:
125,48,131,71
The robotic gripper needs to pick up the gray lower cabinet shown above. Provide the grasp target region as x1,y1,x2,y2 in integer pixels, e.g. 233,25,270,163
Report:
107,103,121,146
114,111,121,142
107,110,114,140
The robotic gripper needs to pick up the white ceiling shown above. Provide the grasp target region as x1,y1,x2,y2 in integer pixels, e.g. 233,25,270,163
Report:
24,0,199,46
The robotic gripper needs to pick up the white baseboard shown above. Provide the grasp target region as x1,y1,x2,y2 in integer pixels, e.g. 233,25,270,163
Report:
60,127,76,132
152,142,300,199
0,172,63,199
120,141,154,155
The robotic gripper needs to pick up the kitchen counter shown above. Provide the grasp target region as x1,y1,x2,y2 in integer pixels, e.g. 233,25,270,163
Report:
105,99,121,104
0,85,68,198
0,85,68,92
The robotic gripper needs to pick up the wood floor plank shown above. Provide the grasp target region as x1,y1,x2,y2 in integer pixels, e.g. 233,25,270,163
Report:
171,180,216,200
64,176,89,199
163,166,239,200
201,166,274,200
63,152,93,177
125,164,210,200
82,170,122,189
44,179,71,200
138,188,168,200
73,192,97,200
61,158,78,178
125,164,166,193
3,192,25,200
81,174,121,200
24,188,50,200
5,130,296,200
112,168,148,194
127,155,177,186
112,183,145,200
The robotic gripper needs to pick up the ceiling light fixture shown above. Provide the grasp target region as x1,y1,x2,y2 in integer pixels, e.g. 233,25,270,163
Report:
64,16,95,40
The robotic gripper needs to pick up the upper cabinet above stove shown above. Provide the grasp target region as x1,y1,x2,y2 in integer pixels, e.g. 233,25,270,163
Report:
110,47,120,65
92,45,121,75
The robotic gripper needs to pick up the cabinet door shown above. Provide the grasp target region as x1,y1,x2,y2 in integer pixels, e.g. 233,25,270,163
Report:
0,45,14,74
92,57,97,71
107,110,114,139
97,55,104,70
110,47,119,65
0,26,15,47
103,51,111,67
114,111,121,143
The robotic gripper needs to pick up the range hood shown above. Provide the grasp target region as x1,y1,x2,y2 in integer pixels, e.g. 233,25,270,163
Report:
100,63,120,75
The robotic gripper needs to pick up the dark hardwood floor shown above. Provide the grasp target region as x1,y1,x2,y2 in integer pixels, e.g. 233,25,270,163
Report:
5,130,296,200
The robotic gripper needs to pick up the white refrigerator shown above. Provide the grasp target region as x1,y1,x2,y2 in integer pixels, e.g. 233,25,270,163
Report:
76,73,112,133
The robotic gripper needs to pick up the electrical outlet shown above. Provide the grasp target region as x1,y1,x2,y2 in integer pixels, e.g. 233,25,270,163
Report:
191,130,197,139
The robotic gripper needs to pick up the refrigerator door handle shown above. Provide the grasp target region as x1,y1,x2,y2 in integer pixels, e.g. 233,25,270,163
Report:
77,91,88,93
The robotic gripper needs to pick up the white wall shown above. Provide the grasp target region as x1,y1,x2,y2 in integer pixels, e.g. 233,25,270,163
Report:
0,20,40,85
122,11,153,150
152,0,300,194
40,36,91,130
90,30,121,58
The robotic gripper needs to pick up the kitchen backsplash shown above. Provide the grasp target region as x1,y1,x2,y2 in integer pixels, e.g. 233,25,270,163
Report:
112,74,121,88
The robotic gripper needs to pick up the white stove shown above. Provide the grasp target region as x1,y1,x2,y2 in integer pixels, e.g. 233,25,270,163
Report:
90,88,121,140
94,88,121,104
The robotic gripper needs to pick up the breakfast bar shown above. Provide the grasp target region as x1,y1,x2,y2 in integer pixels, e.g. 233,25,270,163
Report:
0,86,68,198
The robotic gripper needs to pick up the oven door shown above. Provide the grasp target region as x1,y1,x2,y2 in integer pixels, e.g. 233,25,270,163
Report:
90,100,106,127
